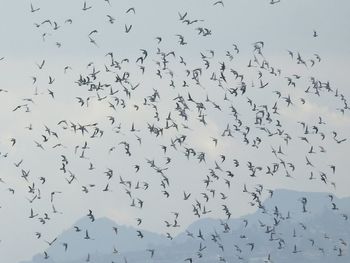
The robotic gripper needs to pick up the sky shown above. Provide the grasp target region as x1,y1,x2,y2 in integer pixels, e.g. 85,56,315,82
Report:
0,0,350,262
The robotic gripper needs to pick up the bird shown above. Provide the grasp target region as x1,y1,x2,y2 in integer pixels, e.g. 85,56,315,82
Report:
183,191,191,200
30,3,40,13
29,208,38,218
136,230,144,238
107,15,116,24
146,248,155,258
125,24,132,33
84,230,92,240
126,7,136,14
82,1,92,11
45,237,57,246
62,242,68,251
87,210,95,222
178,12,188,21
213,1,224,7
36,59,45,69
270,0,281,4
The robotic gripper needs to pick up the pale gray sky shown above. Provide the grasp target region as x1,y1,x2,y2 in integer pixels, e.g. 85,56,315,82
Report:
0,0,350,262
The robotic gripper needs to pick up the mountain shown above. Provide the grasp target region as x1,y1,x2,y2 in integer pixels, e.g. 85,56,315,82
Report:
23,217,167,263
22,189,350,263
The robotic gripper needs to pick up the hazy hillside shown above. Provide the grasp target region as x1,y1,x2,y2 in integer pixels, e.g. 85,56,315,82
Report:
22,189,350,263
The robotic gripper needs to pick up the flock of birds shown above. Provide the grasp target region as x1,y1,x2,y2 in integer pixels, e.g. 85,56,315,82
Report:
0,0,349,262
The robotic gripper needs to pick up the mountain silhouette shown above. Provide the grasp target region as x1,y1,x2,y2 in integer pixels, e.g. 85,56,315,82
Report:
22,189,350,263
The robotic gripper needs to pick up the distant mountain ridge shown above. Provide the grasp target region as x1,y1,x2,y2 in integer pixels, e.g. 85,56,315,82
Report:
21,189,350,263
